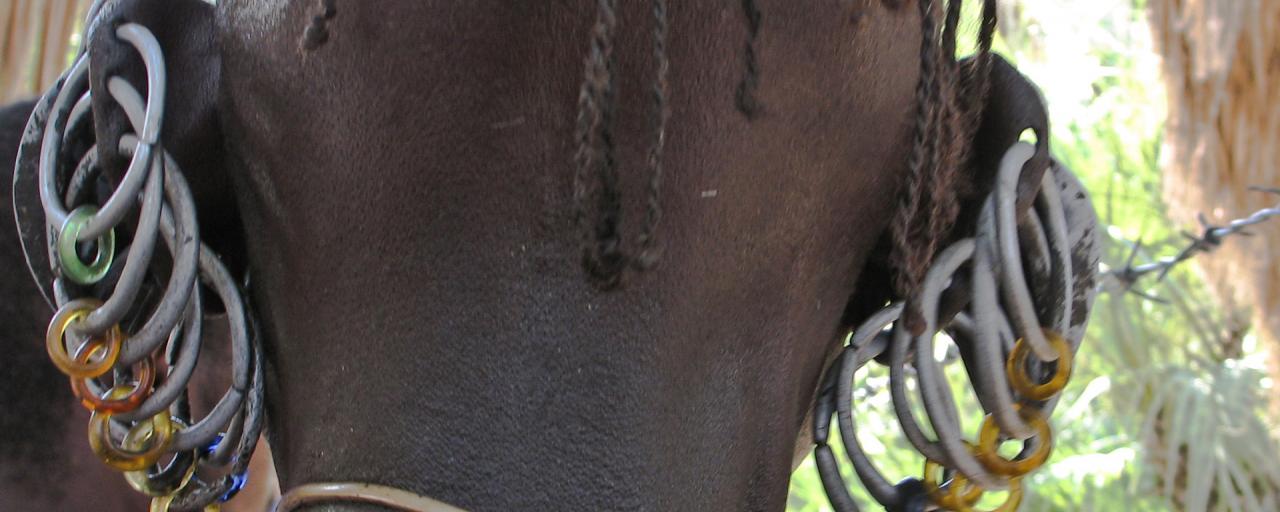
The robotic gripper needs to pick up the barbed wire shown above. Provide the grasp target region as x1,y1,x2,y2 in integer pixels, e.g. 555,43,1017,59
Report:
1104,186,1280,298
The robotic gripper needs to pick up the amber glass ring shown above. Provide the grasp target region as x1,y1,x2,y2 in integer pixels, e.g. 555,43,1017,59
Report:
976,407,1053,477
71,350,156,414
47,298,123,378
1006,329,1073,401
953,477,1024,512
923,459,983,510
88,400,175,472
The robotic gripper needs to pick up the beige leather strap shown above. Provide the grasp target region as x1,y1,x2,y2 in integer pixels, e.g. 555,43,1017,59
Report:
277,482,469,512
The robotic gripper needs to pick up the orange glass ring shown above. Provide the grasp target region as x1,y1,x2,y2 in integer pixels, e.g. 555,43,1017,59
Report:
1006,329,1073,401
71,350,156,414
976,407,1053,477
88,395,175,472
46,298,123,379
953,478,1024,512
923,458,983,510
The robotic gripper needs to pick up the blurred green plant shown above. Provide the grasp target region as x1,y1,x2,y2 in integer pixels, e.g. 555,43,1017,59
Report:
787,2,1280,511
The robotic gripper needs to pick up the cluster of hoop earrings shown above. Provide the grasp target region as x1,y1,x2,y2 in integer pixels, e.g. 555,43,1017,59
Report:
814,141,1100,512
18,21,265,512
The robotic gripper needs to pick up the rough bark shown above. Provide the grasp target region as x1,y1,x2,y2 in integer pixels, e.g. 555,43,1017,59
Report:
0,0,90,103
1149,0,1280,401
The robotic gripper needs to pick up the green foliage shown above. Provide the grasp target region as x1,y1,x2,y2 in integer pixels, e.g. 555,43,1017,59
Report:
787,2,1280,510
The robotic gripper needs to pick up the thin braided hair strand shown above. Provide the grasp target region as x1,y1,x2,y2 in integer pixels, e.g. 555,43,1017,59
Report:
573,1,998,299
890,0,999,330
573,0,672,288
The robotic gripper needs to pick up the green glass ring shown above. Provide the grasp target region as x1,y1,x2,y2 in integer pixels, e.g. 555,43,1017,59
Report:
58,205,116,285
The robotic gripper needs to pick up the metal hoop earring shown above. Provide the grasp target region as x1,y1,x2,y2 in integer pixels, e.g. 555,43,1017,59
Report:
13,20,266,511
813,141,1101,511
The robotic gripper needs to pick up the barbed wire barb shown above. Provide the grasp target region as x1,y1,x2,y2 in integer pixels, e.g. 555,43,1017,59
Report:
1104,187,1280,295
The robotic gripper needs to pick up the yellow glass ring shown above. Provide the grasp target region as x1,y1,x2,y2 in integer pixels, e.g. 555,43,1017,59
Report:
953,478,1024,512
124,450,197,497
950,475,984,508
923,459,983,510
149,496,172,512
88,400,175,472
1006,329,1073,401
976,408,1053,477
125,416,195,497
72,350,155,413
46,299,123,378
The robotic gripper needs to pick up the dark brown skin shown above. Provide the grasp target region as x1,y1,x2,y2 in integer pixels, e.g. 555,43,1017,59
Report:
69,1,1016,511
218,3,916,510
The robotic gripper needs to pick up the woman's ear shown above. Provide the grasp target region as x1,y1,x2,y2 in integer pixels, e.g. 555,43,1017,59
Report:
86,0,245,275
88,0,222,180
953,54,1052,236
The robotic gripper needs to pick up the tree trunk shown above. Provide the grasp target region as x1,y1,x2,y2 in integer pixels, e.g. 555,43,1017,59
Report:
1149,0,1280,406
0,0,90,103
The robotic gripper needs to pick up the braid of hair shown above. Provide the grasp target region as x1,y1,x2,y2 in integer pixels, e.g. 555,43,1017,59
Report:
574,0,624,288
890,0,1005,330
947,0,999,197
928,0,964,254
962,0,999,127
889,0,942,303
978,0,998,65
572,56,601,274
942,0,963,63
635,0,671,271
735,0,763,118
915,37,949,296
592,0,626,286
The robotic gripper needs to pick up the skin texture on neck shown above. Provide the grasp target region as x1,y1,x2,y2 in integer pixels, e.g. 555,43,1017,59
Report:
7,1,1070,509
10,0,955,509
209,2,921,510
